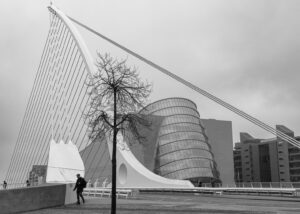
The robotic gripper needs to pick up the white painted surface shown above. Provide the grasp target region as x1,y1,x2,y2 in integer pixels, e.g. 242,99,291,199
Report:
107,134,194,188
49,5,97,76
46,139,85,183
64,183,77,204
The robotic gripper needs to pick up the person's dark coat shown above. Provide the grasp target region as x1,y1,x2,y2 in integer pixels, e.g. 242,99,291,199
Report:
73,177,85,192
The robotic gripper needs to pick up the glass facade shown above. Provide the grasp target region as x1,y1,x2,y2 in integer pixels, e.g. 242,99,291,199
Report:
140,98,219,183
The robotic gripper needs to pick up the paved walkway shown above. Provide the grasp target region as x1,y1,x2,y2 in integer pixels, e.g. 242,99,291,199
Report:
25,193,300,214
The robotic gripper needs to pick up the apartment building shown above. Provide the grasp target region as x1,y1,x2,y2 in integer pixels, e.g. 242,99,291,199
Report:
233,125,300,183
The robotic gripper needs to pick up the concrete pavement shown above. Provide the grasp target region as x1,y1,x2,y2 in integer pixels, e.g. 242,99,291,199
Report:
24,193,300,213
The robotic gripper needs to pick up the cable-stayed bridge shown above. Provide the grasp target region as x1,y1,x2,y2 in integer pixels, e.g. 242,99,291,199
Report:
5,5,300,187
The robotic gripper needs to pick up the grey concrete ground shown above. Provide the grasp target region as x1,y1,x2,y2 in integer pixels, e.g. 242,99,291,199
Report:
24,193,300,214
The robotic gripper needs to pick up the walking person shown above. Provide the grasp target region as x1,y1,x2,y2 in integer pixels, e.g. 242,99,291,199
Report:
3,181,7,189
73,174,86,205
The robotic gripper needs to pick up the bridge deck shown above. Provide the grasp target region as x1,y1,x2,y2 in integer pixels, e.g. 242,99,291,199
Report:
24,192,300,214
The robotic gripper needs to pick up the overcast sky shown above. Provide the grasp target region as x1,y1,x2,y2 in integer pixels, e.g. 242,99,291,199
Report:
1,0,300,182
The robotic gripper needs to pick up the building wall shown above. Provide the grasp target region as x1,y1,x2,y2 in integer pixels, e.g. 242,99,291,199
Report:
258,144,270,182
233,125,300,183
236,139,285,183
241,143,252,182
233,143,242,182
269,142,280,182
200,119,235,185
277,141,290,182
251,144,260,182
289,137,300,182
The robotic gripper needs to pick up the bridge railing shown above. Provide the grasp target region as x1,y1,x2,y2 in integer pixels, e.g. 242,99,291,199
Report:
3,181,300,190
200,182,300,188
0,183,27,190
235,182,297,188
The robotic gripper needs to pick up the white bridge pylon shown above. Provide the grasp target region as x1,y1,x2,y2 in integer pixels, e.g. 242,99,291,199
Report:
51,5,193,188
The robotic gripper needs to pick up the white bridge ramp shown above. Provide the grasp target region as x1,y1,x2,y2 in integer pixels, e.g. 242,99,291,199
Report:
107,134,194,189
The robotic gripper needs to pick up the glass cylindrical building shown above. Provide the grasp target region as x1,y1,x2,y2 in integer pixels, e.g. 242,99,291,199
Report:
140,97,219,184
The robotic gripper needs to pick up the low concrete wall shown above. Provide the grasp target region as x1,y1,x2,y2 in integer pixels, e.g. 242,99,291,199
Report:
65,183,77,205
0,184,66,213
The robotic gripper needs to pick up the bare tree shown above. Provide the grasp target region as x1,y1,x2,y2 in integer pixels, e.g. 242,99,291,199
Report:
85,53,151,214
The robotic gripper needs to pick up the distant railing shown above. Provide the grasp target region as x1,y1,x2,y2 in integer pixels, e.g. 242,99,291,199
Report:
4,181,300,190
86,177,112,188
83,187,133,199
236,182,294,188
1,179,49,190
201,182,300,188
0,183,27,190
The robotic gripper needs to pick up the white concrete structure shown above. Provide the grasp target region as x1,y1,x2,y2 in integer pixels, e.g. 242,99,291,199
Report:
107,134,194,188
46,5,193,189
46,139,85,183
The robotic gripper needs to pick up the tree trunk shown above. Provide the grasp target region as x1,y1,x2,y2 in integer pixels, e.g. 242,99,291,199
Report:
111,89,117,214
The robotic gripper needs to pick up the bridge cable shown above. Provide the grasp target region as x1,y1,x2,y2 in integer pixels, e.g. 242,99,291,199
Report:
68,16,300,148
8,14,60,184
15,16,66,184
5,20,54,184
21,18,70,182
